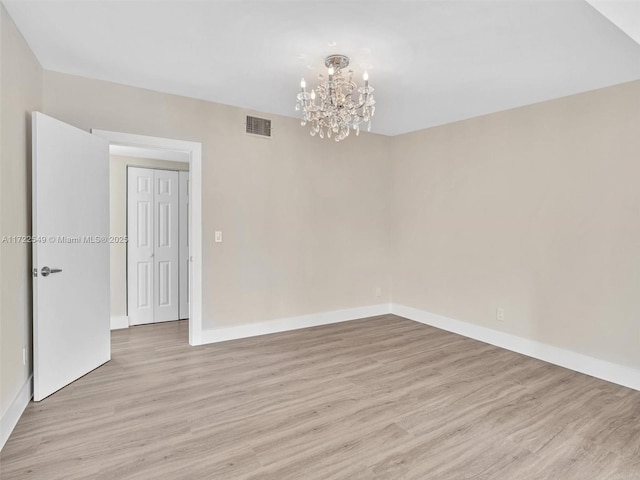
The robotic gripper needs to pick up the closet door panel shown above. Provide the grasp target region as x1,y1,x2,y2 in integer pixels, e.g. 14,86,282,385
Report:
153,169,179,323
127,167,155,326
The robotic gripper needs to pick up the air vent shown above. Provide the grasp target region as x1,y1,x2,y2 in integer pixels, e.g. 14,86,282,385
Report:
246,115,272,138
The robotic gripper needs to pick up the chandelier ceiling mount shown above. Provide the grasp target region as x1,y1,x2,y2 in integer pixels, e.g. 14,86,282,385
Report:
324,54,350,70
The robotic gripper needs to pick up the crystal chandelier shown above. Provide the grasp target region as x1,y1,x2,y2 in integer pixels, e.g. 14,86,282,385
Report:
296,54,376,141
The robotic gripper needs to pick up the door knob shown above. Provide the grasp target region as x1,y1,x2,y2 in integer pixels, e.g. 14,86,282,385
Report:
41,266,63,277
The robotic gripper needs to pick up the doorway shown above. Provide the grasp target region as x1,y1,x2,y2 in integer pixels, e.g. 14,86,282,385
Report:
92,130,203,346
32,115,204,402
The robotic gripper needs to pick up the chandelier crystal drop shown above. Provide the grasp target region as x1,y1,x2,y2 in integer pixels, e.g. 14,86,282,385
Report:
296,54,376,142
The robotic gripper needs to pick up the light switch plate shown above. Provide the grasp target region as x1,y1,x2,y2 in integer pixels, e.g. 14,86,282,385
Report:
215,231,223,243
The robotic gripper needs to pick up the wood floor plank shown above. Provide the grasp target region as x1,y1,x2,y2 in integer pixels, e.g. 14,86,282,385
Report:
2,315,639,479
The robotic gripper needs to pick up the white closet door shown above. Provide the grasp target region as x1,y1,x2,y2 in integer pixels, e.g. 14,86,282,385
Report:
127,167,179,325
127,167,155,326
153,169,180,323
179,171,189,319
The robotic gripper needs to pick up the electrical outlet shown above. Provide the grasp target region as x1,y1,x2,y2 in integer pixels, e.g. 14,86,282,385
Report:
496,307,505,322
22,347,26,366
375,287,382,297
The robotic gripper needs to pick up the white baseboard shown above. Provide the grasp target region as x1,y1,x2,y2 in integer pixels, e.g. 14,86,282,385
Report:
392,304,640,392
1,374,32,451
200,303,392,344
110,315,129,330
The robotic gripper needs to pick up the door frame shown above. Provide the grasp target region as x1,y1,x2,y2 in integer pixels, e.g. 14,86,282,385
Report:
92,129,203,346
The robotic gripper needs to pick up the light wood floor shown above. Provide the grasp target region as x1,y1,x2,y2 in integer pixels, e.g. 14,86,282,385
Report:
2,315,639,479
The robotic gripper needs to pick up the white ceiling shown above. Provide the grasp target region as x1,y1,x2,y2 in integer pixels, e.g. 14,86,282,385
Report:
4,0,640,136
587,0,640,46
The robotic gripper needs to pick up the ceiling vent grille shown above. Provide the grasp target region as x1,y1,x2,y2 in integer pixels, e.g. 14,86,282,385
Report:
246,115,272,138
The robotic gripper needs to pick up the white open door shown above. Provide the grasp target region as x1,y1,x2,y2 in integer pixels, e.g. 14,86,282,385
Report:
32,112,110,401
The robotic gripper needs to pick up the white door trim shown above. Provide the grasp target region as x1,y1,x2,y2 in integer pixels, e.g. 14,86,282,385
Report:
92,129,203,346
178,171,189,320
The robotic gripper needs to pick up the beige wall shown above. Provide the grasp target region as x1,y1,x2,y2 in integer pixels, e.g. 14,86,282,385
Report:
43,71,392,330
391,80,640,370
109,155,189,319
0,4,43,417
